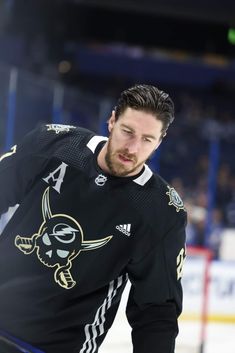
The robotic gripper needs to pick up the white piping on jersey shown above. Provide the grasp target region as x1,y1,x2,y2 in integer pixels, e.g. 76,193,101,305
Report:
87,136,108,153
79,273,128,353
0,204,19,235
133,164,153,186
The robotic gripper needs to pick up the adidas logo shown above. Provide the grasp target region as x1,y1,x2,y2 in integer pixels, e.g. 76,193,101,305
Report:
116,224,131,236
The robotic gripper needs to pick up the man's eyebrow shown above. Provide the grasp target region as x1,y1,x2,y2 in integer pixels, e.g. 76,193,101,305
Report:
120,123,133,131
142,134,157,140
120,123,157,140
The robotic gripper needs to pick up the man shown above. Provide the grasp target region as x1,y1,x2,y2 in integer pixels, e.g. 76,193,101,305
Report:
0,84,187,353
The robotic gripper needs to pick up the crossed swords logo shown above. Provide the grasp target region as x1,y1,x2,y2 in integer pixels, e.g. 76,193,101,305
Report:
15,187,112,289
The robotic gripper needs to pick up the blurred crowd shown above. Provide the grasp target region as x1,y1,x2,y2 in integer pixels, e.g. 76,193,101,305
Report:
166,91,235,259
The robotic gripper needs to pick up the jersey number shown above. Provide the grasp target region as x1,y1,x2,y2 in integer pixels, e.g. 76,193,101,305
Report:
176,247,185,280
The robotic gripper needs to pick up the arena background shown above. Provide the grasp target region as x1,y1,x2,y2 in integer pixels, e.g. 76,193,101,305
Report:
0,1,235,352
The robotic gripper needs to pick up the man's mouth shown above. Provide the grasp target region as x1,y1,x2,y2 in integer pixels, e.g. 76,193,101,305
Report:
118,154,134,163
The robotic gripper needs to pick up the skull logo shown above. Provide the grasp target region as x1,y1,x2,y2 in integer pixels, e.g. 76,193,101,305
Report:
15,187,112,289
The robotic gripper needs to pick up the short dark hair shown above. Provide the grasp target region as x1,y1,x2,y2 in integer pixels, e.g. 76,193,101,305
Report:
114,84,174,139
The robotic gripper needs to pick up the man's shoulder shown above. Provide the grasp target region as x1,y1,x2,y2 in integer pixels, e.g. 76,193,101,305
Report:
40,123,94,140
38,124,106,165
149,172,187,216
17,123,100,167
30,123,95,152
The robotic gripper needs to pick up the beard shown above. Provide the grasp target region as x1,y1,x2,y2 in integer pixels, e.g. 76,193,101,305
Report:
105,136,144,177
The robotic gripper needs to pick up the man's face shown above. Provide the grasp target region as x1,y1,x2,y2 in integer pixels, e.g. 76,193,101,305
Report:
104,108,163,177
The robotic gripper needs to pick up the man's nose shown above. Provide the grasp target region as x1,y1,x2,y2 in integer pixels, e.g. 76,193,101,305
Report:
125,138,141,154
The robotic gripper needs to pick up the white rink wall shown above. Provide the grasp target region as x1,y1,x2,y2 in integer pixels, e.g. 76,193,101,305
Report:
182,258,235,322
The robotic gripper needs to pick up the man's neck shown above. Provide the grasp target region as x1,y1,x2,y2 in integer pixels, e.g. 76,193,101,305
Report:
97,142,109,174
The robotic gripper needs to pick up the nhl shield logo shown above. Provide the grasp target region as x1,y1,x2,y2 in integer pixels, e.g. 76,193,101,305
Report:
95,174,107,186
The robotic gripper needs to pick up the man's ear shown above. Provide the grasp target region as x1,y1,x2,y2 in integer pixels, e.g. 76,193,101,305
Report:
108,110,116,132
154,140,162,151
154,132,166,149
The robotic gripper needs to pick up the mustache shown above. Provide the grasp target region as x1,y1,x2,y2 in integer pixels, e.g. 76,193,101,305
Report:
117,149,137,162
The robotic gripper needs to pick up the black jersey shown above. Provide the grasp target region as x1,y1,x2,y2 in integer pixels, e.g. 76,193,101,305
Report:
0,124,187,353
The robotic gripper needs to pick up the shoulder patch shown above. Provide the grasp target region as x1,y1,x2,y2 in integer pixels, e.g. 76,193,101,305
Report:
166,185,186,212
46,124,76,134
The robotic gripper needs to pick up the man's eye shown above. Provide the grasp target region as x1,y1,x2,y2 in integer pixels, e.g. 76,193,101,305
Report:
123,129,132,134
143,137,152,142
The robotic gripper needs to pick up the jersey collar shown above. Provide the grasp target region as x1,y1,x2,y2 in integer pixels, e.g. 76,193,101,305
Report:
87,135,108,153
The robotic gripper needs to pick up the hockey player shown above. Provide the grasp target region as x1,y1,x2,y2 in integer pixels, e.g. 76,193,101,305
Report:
0,84,187,353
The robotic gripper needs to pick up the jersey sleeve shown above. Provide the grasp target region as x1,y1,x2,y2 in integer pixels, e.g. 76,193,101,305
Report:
126,208,187,353
0,126,48,215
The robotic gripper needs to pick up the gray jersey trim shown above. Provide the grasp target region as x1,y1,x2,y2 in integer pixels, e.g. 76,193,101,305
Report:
133,165,153,186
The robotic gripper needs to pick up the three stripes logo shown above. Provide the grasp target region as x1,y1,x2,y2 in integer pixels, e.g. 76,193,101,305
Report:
116,224,131,237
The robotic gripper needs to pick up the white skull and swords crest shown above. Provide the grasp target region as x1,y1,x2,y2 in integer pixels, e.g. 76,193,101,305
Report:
15,187,112,289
